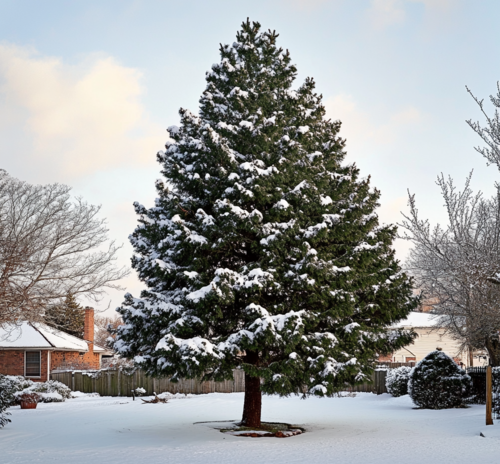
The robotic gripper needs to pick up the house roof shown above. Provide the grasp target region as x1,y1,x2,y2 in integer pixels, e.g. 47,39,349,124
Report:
392,312,441,329
0,322,109,353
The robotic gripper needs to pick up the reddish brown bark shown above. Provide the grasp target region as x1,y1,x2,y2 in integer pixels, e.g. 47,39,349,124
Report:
241,351,262,428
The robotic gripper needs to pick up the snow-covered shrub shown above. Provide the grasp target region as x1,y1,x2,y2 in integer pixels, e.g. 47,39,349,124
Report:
28,380,72,402
408,351,471,409
14,392,41,405
0,375,71,406
0,375,34,397
134,387,146,396
0,375,34,407
385,366,412,397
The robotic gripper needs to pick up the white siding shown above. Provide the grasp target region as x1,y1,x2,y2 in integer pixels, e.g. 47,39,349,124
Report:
392,328,466,364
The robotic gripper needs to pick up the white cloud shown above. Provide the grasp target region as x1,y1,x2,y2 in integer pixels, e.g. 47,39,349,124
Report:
0,44,165,182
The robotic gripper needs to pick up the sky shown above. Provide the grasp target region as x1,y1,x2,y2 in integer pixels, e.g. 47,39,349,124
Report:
1,0,500,315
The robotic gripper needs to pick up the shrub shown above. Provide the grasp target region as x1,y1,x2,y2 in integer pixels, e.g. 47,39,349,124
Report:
0,375,71,407
408,350,471,409
14,392,41,405
0,375,33,427
386,366,412,397
28,380,72,402
0,375,34,396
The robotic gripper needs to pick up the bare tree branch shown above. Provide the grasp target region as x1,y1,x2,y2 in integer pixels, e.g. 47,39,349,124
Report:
0,171,130,325
399,173,500,365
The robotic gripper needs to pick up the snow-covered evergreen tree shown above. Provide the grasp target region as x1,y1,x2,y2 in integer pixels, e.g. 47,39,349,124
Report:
114,20,418,427
45,293,84,339
408,351,471,409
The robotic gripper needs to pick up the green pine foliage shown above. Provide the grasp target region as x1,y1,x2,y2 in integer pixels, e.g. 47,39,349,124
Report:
115,20,418,399
45,293,85,339
408,351,472,409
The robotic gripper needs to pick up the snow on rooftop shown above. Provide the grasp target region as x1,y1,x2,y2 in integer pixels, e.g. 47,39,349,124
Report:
92,343,110,353
34,323,89,351
0,322,50,348
0,322,88,351
392,312,441,329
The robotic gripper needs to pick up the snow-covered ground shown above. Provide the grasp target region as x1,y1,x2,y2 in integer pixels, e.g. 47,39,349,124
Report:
1,392,498,464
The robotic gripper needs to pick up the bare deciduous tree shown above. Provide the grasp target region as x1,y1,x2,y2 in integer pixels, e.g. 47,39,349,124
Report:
399,173,500,365
94,314,122,348
0,171,129,326
466,83,500,171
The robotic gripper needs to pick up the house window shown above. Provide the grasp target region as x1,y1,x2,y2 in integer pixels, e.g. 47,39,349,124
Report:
25,351,41,377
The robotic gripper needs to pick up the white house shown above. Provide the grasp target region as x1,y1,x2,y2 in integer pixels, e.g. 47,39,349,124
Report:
385,312,476,366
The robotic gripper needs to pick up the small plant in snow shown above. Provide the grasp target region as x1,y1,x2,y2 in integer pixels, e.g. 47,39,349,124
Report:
385,366,412,397
134,387,146,396
14,392,41,405
408,351,471,409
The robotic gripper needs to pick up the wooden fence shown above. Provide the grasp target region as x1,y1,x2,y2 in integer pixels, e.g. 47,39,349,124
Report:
51,369,245,397
348,370,387,395
51,368,390,396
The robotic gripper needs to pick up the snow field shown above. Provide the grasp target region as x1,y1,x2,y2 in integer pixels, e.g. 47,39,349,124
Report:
1,392,499,464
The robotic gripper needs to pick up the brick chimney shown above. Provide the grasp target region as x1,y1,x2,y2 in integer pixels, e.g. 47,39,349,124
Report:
84,307,94,353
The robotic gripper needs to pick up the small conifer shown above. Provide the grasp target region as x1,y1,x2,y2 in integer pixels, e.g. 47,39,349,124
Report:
45,293,85,339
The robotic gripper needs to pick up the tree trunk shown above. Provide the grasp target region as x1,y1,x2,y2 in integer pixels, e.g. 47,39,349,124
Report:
485,337,500,367
241,351,262,428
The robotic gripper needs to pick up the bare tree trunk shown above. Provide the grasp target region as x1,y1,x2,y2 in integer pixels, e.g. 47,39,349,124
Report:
485,337,500,367
241,351,261,428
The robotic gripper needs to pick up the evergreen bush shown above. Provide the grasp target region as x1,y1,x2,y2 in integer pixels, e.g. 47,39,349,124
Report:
385,366,412,397
408,351,471,409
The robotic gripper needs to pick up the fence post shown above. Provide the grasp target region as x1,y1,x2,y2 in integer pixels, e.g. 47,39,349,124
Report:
71,371,75,391
486,366,493,426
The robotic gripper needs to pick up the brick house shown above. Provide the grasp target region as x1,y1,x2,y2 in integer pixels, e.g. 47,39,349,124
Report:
0,308,110,382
